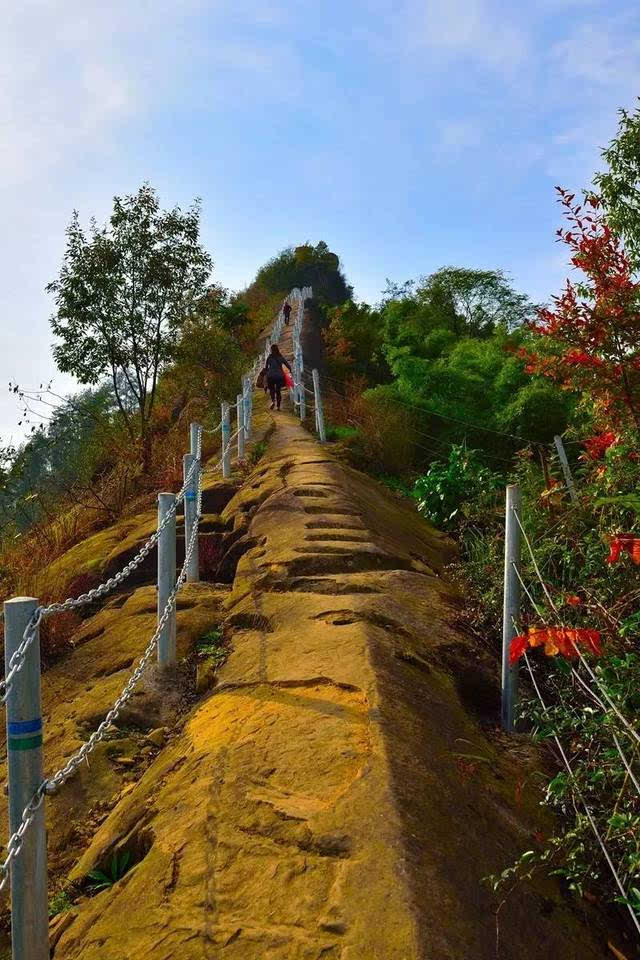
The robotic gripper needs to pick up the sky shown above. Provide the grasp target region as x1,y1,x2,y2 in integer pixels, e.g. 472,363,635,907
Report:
1,0,639,441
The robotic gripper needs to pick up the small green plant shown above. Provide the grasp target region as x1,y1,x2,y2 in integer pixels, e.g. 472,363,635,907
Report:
376,473,412,497
249,440,267,465
48,889,73,918
197,627,227,666
87,850,131,892
325,423,360,443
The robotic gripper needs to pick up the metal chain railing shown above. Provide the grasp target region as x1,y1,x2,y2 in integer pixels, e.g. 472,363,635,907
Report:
202,418,222,435
0,454,200,705
0,289,305,935
0,456,204,893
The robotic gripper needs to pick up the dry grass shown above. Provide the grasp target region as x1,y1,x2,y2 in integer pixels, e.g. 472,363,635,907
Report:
325,379,415,475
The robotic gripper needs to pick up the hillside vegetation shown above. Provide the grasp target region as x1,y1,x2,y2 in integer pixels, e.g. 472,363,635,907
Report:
318,104,640,943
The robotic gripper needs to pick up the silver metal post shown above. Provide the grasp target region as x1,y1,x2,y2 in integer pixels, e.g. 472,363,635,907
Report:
157,493,177,666
312,369,326,443
221,402,231,479
189,422,199,458
183,454,199,583
236,393,245,460
293,358,300,416
244,379,252,441
4,597,49,960
501,485,521,732
247,377,254,439
553,435,578,504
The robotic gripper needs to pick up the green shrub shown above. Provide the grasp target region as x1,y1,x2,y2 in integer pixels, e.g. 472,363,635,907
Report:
414,444,502,531
325,423,360,443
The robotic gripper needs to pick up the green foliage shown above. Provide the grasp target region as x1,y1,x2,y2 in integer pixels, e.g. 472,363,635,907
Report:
595,97,640,265
49,889,73,917
197,628,227,666
249,439,267,465
325,423,360,443
48,183,213,466
497,381,570,443
383,326,570,453
169,306,246,412
0,384,123,537
88,850,131,892
324,300,389,385
414,445,502,530
381,267,535,354
487,649,640,918
323,266,568,461
455,425,640,924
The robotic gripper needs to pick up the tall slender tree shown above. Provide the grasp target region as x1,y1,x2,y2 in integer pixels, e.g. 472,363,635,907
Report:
48,184,213,470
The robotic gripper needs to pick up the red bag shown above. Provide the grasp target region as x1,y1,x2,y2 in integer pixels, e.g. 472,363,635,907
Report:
282,366,294,390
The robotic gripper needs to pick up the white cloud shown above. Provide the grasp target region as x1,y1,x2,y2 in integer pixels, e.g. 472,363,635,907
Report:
542,12,640,185
402,0,529,70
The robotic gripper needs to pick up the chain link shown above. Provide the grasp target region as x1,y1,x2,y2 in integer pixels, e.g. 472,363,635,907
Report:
203,419,222,435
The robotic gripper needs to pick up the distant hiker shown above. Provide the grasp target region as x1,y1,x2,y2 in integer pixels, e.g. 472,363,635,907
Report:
283,301,291,325
262,344,292,411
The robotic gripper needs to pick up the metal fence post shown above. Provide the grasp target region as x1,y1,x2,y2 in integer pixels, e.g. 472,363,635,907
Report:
501,484,522,732
157,493,177,666
236,393,245,460
248,377,254,438
221,402,231,479
244,378,252,441
292,358,300,417
189,422,199,459
4,597,49,960
553,435,578,504
293,356,307,420
312,369,326,443
183,454,199,583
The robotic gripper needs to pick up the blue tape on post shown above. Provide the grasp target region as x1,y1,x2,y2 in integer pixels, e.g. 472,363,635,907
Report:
8,717,43,751
8,717,42,735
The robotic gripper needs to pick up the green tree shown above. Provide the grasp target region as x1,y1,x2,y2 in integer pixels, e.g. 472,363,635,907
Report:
324,300,389,384
416,267,535,336
47,184,213,469
595,98,640,264
169,313,246,415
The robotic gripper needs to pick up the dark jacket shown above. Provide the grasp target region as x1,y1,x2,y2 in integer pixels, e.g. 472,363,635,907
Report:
265,353,291,381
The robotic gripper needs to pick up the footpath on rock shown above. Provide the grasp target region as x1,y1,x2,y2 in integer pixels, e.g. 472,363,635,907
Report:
1,309,610,960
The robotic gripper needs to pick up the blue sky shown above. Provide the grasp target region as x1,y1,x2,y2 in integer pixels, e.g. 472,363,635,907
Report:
2,0,639,439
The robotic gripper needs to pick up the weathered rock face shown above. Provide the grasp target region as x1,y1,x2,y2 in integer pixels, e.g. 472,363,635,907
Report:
51,415,608,960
